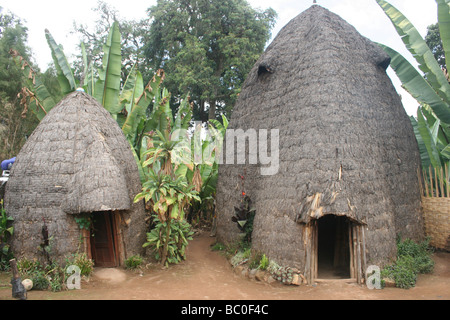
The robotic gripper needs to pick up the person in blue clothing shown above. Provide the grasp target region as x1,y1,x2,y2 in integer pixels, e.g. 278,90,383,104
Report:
1,157,15,201
1,157,15,171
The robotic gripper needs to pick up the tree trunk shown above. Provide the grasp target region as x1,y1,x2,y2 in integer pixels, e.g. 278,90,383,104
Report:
161,217,172,266
208,100,216,120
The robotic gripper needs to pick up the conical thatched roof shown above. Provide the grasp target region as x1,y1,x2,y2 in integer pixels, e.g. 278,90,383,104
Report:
215,6,424,275
5,91,146,263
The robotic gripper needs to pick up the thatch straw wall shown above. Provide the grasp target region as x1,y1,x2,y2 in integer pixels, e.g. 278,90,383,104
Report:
5,91,146,264
216,6,423,271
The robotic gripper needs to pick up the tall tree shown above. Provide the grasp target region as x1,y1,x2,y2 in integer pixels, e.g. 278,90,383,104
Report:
0,7,38,160
72,1,150,85
425,23,446,70
144,0,276,121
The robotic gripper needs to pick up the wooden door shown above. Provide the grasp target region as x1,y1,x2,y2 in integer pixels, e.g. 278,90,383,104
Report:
91,212,118,267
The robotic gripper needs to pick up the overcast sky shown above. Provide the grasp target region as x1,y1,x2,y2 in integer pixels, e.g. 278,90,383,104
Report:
0,0,438,116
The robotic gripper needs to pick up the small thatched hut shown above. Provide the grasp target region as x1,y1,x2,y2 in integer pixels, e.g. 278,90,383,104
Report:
5,91,146,267
215,5,424,283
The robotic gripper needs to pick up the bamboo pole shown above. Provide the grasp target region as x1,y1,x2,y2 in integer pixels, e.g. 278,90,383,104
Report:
434,166,438,197
313,220,318,280
423,168,429,197
304,224,312,284
355,225,362,284
446,164,449,198
418,168,424,197
349,224,355,279
429,166,434,197
440,167,444,197
361,226,367,283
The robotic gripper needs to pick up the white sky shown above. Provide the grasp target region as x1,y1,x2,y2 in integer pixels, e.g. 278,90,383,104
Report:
0,0,438,116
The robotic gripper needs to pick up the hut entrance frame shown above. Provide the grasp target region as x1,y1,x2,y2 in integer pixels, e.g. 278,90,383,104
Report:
81,211,125,268
304,215,366,284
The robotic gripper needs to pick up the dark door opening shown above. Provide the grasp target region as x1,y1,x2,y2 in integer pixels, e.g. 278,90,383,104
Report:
317,215,350,279
90,212,118,267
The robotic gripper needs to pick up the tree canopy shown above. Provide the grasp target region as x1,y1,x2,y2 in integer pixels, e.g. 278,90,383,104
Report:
143,0,276,121
425,23,446,70
0,7,38,160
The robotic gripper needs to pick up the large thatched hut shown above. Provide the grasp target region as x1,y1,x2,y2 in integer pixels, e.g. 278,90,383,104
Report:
5,91,146,267
215,5,424,283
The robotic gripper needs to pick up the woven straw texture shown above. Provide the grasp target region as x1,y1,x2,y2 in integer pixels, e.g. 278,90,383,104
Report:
5,91,146,264
215,5,424,269
421,197,450,250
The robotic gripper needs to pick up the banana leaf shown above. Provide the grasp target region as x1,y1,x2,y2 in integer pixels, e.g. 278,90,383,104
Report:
376,0,450,105
10,50,56,120
122,69,164,142
94,21,122,114
379,44,450,124
45,29,77,95
437,0,450,63
174,94,192,131
417,106,444,168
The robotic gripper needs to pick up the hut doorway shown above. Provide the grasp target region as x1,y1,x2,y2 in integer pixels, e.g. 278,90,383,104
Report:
317,215,350,279
304,215,366,284
90,212,120,267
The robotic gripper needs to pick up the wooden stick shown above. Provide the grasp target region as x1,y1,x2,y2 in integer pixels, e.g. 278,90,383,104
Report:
355,225,361,284
417,168,424,197
429,166,434,197
304,225,311,284
361,226,367,282
440,167,444,197
312,221,318,280
446,164,449,198
349,224,355,279
434,166,438,197
9,259,20,280
423,168,429,197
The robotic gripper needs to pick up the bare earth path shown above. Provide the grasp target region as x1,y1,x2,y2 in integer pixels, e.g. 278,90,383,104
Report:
1,232,449,300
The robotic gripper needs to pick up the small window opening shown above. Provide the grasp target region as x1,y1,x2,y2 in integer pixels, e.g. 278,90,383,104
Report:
258,64,273,76
378,56,391,71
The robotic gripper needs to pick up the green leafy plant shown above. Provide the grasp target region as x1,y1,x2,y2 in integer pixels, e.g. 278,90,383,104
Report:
143,215,194,267
376,0,450,173
0,199,14,270
259,254,269,271
381,237,434,289
267,259,294,285
210,242,226,252
231,195,256,247
17,258,66,292
65,252,94,277
11,23,165,180
125,255,144,270
74,214,92,231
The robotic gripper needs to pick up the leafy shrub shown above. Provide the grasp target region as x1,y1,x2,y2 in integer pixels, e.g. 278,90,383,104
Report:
397,238,434,274
210,242,226,252
65,252,94,277
125,255,144,270
17,258,60,291
381,238,434,289
17,253,94,292
143,215,194,267
231,196,255,247
0,199,14,271
259,254,269,271
31,269,50,290
382,256,417,289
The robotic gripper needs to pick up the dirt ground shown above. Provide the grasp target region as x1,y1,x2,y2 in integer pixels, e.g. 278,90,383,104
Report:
0,231,449,301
